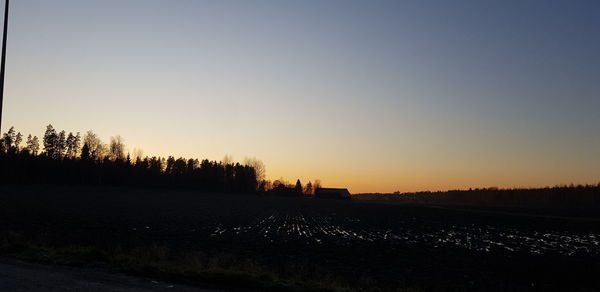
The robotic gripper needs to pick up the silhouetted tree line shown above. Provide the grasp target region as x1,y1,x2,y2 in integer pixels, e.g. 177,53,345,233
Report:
0,125,258,193
264,178,322,197
357,185,600,210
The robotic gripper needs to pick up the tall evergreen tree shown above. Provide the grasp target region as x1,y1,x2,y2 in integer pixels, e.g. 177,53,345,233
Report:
74,132,81,156
295,179,303,196
2,126,15,150
25,134,39,155
66,132,75,158
58,130,67,158
80,142,91,161
31,136,40,155
65,132,81,158
43,124,59,158
25,134,32,153
14,132,22,151
165,156,175,174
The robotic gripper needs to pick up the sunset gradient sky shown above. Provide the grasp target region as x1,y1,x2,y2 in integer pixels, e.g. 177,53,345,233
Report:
2,0,599,193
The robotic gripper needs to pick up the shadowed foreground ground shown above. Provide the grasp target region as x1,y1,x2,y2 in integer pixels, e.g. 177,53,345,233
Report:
1,184,599,291
0,257,214,292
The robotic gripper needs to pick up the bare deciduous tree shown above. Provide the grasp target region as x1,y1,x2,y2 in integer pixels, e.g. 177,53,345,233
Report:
222,154,233,165
109,135,126,161
305,181,313,195
244,157,266,182
83,130,106,161
131,148,144,161
314,179,322,191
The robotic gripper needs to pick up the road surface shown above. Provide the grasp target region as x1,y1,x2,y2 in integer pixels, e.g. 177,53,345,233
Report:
0,257,218,291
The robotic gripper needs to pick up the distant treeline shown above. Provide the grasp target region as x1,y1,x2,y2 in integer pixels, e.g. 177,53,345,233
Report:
355,186,600,210
0,125,259,193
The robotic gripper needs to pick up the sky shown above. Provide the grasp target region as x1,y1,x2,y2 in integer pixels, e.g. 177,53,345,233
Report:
1,0,599,193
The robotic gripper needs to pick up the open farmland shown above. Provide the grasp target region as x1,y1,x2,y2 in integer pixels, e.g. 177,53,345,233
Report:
1,185,599,291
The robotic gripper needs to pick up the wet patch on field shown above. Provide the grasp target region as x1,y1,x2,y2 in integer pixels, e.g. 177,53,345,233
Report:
193,211,600,256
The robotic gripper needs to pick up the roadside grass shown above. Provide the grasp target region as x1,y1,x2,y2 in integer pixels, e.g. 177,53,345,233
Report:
0,230,420,292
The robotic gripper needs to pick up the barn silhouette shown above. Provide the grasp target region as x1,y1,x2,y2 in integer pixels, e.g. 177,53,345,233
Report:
315,188,351,200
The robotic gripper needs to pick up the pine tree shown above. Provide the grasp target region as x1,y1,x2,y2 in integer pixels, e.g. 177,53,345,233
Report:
43,124,59,158
295,179,303,196
74,132,81,157
65,132,81,158
14,132,23,151
58,130,67,158
66,132,76,158
80,142,91,161
26,135,40,155
25,134,32,153
2,126,15,150
31,136,40,155
165,156,175,174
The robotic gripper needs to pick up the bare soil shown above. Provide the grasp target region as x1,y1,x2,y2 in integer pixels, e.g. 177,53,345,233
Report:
0,185,599,291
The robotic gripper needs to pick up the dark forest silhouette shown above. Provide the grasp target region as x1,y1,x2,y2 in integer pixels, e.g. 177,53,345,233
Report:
0,125,259,193
356,185,600,211
0,124,325,196
5,125,598,208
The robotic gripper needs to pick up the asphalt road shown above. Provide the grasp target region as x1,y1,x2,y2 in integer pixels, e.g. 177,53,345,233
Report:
0,258,218,292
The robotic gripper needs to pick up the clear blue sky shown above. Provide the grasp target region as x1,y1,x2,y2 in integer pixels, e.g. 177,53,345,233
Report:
2,0,600,192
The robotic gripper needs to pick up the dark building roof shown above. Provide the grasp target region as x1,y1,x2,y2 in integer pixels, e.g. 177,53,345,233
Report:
315,188,352,200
